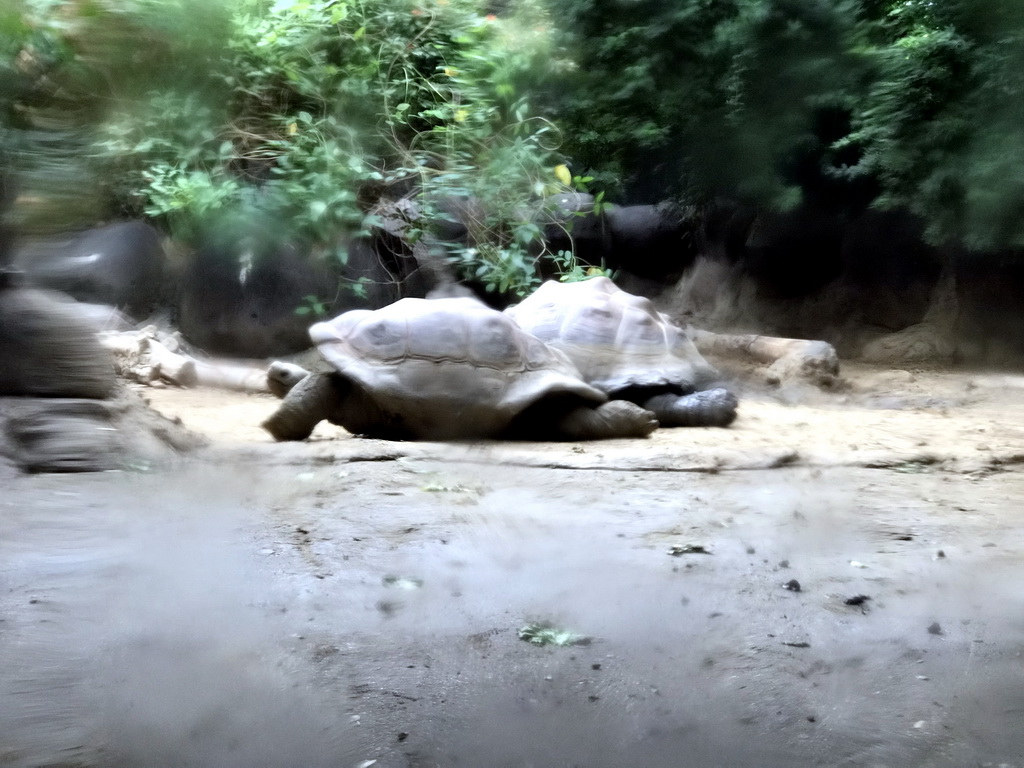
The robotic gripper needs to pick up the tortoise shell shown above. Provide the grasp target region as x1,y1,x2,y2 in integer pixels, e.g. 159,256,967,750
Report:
308,297,606,438
505,277,718,394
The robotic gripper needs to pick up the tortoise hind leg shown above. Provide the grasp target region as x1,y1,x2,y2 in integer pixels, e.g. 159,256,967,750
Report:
555,401,659,440
262,372,344,441
642,388,738,428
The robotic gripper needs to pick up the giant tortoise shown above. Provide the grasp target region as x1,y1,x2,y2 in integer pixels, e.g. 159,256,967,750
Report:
262,296,658,441
505,277,738,427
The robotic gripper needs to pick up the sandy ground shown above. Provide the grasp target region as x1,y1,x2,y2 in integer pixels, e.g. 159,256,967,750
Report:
3,361,1024,767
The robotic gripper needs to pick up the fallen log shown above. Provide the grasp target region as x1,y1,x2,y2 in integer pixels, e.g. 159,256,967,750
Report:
99,329,270,393
147,338,198,387
688,329,839,386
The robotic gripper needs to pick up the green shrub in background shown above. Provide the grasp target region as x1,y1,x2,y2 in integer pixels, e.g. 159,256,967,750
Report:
4,0,593,296
549,0,1024,255
545,0,866,211
848,0,1024,251
11,0,1024,289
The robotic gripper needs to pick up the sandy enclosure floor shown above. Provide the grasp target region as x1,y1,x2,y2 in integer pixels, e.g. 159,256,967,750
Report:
141,361,1024,473
3,362,1024,767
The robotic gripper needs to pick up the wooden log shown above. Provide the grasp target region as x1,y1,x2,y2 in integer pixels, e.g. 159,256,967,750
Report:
99,329,271,392
190,360,271,393
146,338,199,388
689,329,838,371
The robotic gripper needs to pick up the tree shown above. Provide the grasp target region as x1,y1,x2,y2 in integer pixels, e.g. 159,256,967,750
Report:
550,0,1024,255
546,0,866,211
2,0,580,296
850,0,1024,251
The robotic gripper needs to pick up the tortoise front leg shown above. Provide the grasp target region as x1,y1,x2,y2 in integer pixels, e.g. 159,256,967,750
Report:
642,388,738,427
262,372,343,441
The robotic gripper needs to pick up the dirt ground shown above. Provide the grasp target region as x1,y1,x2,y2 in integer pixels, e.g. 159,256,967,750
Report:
3,361,1024,767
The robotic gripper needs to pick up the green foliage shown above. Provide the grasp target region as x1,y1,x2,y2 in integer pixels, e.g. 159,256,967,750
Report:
387,0,586,295
3,0,581,297
294,294,330,317
850,0,1024,250
549,0,1024,254
517,621,589,646
12,0,1024,277
553,251,615,284
547,0,866,209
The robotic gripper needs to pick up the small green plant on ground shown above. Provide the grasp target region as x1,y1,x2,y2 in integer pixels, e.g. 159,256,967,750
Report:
518,621,590,647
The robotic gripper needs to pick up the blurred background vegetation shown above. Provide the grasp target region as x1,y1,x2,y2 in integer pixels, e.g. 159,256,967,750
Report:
3,0,1024,294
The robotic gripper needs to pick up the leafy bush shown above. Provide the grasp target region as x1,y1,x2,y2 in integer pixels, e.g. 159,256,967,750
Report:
4,0,591,296
14,0,1024,282
550,0,1024,256
546,0,865,209
850,0,1024,250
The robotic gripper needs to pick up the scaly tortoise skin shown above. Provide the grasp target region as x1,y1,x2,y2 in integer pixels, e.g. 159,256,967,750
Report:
505,277,738,427
262,296,658,442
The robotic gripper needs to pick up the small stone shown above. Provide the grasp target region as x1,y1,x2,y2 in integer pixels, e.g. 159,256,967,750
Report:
668,544,711,556
783,579,802,592
927,622,943,636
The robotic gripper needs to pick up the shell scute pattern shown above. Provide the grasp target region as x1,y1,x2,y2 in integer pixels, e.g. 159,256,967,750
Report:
506,277,719,394
350,315,407,360
306,297,606,438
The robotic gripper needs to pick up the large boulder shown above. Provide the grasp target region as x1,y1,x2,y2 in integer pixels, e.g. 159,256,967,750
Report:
742,206,845,299
0,276,202,472
952,257,1024,363
0,388,206,474
14,221,166,317
840,209,942,331
0,281,117,398
541,192,612,269
604,203,701,282
174,232,415,359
